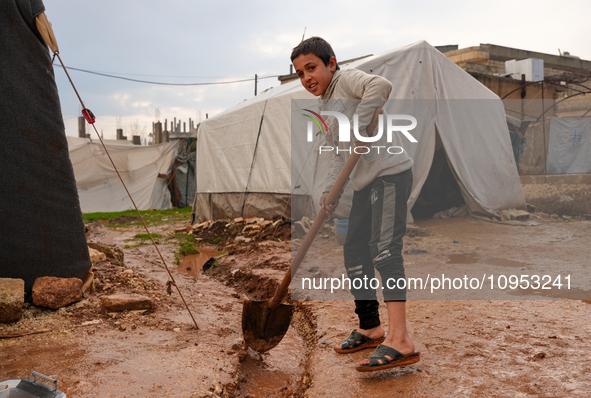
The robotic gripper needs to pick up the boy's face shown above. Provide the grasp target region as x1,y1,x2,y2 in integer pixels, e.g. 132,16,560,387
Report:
293,53,337,97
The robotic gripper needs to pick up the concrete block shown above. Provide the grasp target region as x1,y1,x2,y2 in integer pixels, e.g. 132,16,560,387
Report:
0,278,25,323
101,294,154,312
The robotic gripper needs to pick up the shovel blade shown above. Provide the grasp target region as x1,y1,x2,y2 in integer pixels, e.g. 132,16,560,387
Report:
242,300,294,353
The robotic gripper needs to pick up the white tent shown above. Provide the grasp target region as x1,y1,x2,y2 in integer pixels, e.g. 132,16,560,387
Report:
193,41,526,222
66,137,180,213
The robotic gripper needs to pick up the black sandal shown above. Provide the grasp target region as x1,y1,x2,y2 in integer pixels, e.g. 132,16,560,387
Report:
356,344,420,372
334,329,386,354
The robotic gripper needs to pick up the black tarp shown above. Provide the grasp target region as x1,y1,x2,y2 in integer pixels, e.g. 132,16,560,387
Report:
0,0,91,292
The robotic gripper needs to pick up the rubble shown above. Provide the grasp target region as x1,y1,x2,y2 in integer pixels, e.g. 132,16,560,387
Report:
500,209,530,221
0,278,25,323
87,242,125,266
101,293,154,312
32,276,83,309
189,216,293,245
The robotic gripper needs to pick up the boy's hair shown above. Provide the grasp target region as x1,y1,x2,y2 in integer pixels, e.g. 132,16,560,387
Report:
291,36,340,70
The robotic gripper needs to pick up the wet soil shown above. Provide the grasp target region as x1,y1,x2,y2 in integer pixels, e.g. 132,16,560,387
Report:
302,215,591,397
2,212,591,397
1,224,246,397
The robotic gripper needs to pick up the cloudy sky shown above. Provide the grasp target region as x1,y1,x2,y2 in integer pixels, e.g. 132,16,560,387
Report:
45,0,590,140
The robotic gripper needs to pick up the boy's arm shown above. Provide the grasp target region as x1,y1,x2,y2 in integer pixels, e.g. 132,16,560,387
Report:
342,69,392,139
322,70,391,213
321,105,384,216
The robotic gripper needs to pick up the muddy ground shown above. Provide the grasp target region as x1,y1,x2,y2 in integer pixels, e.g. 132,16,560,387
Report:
1,184,590,397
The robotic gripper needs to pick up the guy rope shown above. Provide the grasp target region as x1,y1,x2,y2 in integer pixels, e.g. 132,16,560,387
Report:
36,12,199,330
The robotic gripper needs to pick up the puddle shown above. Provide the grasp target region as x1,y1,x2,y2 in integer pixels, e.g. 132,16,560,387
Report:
447,253,480,264
509,287,591,301
95,230,123,245
178,248,220,277
446,254,524,267
236,328,305,397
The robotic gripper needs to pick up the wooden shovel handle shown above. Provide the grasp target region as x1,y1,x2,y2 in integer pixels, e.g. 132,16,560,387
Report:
268,152,360,309
268,107,383,309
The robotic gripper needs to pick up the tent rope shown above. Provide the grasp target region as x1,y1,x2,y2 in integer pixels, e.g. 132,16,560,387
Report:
240,100,268,217
54,52,200,330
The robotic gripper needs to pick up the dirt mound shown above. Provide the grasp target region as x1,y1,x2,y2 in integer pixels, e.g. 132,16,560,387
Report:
193,219,292,245
207,265,279,301
522,183,591,217
204,241,291,300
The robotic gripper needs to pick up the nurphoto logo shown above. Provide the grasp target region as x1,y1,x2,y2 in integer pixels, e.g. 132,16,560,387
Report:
303,110,418,155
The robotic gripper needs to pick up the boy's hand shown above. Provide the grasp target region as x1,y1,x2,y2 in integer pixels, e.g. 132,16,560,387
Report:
320,191,339,219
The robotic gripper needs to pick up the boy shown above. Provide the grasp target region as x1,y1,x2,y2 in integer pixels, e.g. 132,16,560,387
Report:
291,37,419,372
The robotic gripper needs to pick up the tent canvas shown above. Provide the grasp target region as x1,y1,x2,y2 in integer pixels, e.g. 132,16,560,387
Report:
192,41,525,223
546,117,591,174
1,0,90,291
66,137,181,213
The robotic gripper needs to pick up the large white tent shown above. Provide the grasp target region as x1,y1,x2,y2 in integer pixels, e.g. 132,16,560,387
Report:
67,137,180,213
192,41,526,222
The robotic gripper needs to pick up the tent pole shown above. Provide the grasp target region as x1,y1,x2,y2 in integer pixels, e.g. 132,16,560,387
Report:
241,101,268,217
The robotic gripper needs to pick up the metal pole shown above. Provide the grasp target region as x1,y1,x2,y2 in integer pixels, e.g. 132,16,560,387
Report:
255,74,258,96
542,81,546,175
185,163,189,207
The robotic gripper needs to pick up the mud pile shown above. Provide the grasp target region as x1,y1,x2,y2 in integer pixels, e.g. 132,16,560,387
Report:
190,217,292,246
522,183,591,217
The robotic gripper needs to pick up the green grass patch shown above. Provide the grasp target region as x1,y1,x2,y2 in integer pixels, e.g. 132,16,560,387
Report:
179,241,200,256
172,234,197,243
83,207,192,227
173,234,203,264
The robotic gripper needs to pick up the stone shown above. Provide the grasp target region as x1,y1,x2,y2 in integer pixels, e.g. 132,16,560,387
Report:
32,277,83,309
508,209,530,220
0,278,25,323
406,224,420,237
257,219,273,227
293,221,310,235
88,247,107,263
101,293,154,312
87,242,124,266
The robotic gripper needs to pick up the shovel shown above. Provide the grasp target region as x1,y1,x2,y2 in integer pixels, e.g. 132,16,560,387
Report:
242,151,361,352
242,109,383,352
